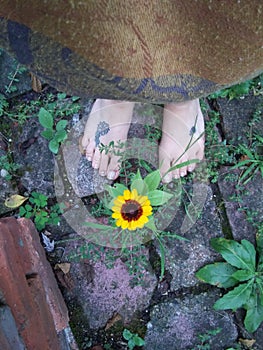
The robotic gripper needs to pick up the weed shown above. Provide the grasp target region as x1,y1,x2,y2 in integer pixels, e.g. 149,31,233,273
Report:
232,133,263,184
204,110,236,182
191,328,221,350
196,236,263,333
19,191,62,231
4,62,27,95
38,107,68,154
208,74,263,100
0,154,20,180
122,329,145,350
0,93,9,116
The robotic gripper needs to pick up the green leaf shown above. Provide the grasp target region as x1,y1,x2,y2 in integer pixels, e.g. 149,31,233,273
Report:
123,329,133,341
54,129,67,143
19,206,27,216
128,339,135,350
147,190,173,206
105,183,128,198
41,129,54,140
196,262,238,288
214,280,253,310
49,139,59,154
232,269,255,282
130,179,148,195
210,238,256,272
57,92,67,99
144,216,157,232
133,335,145,346
244,290,263,333
56,119,68,131
131,169,142,182
38,107,53,129
144,170,161,191
83,221,112,231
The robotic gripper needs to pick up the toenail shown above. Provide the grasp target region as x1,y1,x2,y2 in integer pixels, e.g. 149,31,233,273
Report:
180,171,187,177
107,171,116,180
93,163,99,169
87,156,92,161
100,171,106,176
162,175,171,183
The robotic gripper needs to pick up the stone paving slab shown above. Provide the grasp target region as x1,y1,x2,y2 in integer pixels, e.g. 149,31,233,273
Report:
144,291,238,350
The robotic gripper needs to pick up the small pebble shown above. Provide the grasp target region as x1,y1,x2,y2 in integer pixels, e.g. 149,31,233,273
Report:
0,169,9,178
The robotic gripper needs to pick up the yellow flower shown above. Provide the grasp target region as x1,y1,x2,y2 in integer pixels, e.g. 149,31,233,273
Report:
112,188,152,231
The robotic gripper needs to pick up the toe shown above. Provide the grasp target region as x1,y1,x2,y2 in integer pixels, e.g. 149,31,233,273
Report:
92,148,101,169
99,152,109,177
85,140,95,161
159,155,173,183
107,156,120,180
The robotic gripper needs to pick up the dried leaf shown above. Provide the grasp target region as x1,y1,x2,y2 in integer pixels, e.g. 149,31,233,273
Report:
105,313,122,330
56,262,71,274
239,338,256,348
4,194,28,208
30,72,42,92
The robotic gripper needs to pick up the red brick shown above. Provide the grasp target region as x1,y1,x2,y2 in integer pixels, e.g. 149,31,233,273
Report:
0,217,69,350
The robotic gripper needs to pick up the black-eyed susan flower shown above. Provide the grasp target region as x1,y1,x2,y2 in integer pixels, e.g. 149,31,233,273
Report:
112,188,152,231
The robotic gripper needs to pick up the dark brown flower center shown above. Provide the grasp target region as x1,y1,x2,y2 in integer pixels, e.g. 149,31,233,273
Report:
121,200,143,222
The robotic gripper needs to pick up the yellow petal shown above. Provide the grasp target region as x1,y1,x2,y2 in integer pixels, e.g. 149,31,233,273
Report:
130,188,138,200
116,196,125,204
4,194,28,208
112,206,122,213
112,212,121,219
143,206,153,215
121,220,129,229
138,195,148,204
123,190,131,200
116,219,123,227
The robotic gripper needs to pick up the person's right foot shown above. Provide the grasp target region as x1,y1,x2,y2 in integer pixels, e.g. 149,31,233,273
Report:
82,99,134,180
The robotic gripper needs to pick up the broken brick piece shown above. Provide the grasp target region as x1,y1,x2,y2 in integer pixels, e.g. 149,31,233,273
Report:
0,217,69,349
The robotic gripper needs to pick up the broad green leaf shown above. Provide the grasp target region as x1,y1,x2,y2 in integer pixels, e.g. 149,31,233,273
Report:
131,179,148,195
147,190,173,206
232,269,255,282
123,329,133,341
145,216,157,232
41,129,54,140
56,119,68,131
105,183,128,198
49,139,59,154
144,170,161,191
244,291,263,333
214,280,253,310
128,339,135,350
39,107,53,129
196,262,238,288
54,129,67,143
131,169,142,182
133,335,145,346
210,238,256,272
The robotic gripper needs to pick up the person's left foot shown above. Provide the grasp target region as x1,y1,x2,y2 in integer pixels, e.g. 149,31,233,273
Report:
159,99,205,183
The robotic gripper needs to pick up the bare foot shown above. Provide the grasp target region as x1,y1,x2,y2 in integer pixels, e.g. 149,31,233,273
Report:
159,99,205,183
82,99,134,180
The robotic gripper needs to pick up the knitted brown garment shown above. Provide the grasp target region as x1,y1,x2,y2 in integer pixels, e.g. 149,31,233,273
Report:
0,0,262,102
